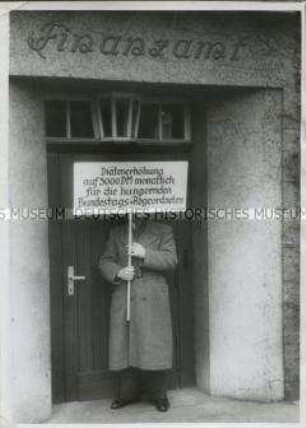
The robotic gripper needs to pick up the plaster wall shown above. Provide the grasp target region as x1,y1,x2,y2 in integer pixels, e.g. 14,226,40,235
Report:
205,90,283,401
10,12,298,89
8,81,51,422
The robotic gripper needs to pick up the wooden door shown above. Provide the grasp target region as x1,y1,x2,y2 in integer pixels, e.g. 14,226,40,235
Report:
48,150,195,403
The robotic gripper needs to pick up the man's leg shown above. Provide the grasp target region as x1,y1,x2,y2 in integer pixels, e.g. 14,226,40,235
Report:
141,370,170,411
111,368,140,409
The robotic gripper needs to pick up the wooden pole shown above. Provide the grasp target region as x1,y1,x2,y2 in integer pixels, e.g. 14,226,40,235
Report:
126,211,133,323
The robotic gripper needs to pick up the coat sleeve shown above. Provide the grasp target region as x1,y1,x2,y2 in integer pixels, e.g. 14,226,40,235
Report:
99,229,122,285
142,225,177,272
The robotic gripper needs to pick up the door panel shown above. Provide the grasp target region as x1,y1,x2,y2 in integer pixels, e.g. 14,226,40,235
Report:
48,151,194,402
62,220,113,400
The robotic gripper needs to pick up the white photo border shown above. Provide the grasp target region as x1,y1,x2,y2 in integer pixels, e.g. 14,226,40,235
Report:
0,1,304,427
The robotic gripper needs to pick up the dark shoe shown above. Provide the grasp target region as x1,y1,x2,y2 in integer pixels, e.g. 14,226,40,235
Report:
110,398,130,410
154,397,170,412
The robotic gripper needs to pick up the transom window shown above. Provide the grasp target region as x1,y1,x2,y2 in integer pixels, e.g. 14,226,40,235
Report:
45,94,191,143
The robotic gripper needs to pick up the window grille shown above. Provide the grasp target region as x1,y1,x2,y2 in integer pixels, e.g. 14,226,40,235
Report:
45,94,191,143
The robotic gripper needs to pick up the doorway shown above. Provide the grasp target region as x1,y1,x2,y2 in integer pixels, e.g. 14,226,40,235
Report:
8,78,285,419
47,92,200,403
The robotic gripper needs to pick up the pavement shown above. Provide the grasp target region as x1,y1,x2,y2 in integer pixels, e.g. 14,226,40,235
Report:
45,387,299,423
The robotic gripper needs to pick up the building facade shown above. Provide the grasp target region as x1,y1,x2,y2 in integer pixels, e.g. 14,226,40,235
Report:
0,6,301,423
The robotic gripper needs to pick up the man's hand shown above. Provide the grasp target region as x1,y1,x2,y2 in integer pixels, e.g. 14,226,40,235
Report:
128,242,146,259
117,266,135,281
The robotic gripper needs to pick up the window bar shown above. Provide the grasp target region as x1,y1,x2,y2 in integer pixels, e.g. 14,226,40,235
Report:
158,105,163,141
96,100,104,138
66,101,71,139
91,100,100,139
134,101,141,139
127,98,133,138
184,107,191,141
111,97,117,138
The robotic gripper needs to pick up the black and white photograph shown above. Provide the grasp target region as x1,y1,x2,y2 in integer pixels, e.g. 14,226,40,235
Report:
0,1,304,426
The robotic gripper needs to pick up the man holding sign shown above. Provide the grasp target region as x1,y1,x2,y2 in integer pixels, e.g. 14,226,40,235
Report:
99,217,177,412
76,160,187,411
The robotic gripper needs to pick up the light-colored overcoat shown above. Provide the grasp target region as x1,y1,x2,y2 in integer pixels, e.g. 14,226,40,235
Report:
99,221,177,371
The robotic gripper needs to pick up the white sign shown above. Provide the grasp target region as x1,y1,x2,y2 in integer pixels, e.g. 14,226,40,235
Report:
73,161,188,215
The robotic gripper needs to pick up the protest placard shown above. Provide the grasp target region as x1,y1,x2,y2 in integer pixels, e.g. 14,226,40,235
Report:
74,161,188,215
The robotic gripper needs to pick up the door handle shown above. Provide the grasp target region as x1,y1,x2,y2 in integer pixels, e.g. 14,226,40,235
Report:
67,265,86,296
